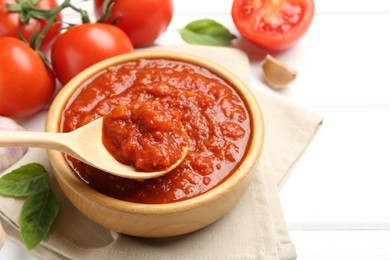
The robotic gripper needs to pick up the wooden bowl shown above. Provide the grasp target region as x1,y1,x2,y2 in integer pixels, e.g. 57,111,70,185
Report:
46,51,264,237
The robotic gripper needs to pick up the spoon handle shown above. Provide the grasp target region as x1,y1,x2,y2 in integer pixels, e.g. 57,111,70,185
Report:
0,130,73,154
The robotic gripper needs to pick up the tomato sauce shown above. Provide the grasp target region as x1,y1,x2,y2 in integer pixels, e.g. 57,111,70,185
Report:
102,102,189,172
61,58,251,204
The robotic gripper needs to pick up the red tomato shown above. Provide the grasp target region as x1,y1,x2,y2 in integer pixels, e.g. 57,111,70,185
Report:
231,0,314,51
0,37,55,118
94,0,173,48
50,23,133,85
0,0,62,54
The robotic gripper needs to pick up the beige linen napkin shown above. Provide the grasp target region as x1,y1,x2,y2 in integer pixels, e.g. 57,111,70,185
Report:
0,45,322,260
0,223,4,249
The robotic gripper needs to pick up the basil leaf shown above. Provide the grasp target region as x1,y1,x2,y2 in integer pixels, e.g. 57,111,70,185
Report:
0,163,60,250
0,163,49,197
19,189,60,250
179,19,236,46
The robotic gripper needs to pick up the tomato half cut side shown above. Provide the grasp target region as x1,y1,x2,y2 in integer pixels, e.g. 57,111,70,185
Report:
232,0,315,51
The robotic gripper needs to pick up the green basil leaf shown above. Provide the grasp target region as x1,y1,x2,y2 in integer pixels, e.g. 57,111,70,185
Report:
179,19,236,46
0,163,49,197
0,163,60,250
19,189,60,250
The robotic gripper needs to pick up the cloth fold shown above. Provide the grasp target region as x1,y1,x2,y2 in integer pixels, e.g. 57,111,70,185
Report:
0,222,4,249
0,45,322,260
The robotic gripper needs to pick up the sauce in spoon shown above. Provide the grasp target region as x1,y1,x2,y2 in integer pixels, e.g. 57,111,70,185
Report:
0,113,188,179
103,101,189,173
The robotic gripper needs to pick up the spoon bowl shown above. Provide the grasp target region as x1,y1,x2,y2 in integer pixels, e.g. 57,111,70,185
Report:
0,117,188,179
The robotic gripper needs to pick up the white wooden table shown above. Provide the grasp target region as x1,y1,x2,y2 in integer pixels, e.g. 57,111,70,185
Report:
2,0,390,258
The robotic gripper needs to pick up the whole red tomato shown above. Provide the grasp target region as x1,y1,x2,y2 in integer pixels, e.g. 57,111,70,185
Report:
94,0,173,48
51,23,133,85
0,0,62,54
0,37,55,118
231,0,314,51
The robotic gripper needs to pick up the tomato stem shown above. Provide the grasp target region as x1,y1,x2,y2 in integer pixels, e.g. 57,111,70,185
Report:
33,16,56,50
67,1,90,23
5,0,92,51
96,0,118,24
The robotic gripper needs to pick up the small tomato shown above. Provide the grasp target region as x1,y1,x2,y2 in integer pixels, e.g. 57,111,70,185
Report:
50,23,133,85
94,0,173,48
0,37,55,118
0,0,62,54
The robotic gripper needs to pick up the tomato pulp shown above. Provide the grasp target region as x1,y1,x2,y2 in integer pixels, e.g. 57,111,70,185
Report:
102,102,189,172
232,0,315,50
61,58,251,204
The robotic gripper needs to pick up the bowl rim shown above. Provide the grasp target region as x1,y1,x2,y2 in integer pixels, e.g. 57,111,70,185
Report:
46,50,265,215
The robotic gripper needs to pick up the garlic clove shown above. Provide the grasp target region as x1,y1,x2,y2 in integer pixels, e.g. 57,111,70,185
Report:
0,116,28,172
261,54,297,89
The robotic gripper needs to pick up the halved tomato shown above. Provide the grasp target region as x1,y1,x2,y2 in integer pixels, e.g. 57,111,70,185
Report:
231,0,314,51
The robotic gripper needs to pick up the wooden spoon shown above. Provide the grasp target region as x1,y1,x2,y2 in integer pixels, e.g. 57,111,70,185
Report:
0,118,188,179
